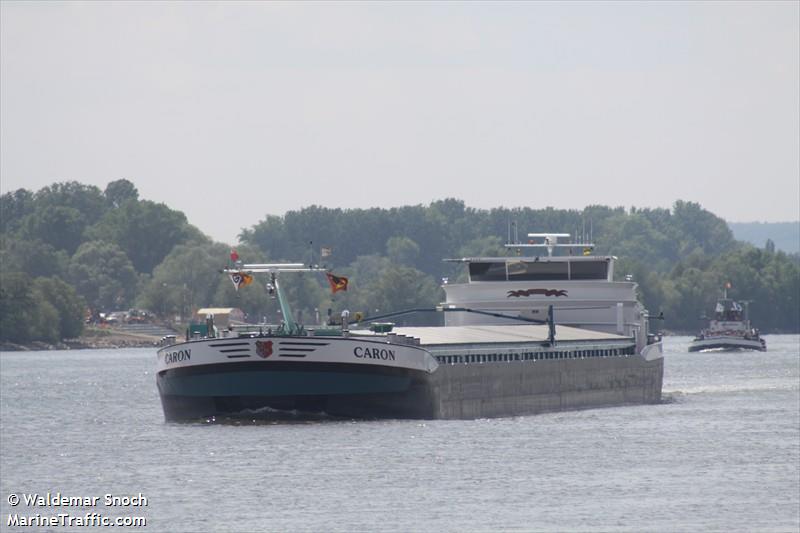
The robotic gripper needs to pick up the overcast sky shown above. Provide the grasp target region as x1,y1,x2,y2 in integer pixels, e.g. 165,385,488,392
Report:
2,1,798,244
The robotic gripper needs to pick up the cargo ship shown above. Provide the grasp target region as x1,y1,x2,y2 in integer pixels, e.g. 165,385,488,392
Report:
156,238,663,421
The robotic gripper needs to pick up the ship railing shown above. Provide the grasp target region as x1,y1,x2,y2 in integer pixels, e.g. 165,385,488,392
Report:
346,330,421,345
227,323,283,337
159,335,177,347
647,333,662,345
431,342,636,364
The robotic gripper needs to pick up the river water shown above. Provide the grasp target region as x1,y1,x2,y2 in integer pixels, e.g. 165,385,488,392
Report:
1,336,798,532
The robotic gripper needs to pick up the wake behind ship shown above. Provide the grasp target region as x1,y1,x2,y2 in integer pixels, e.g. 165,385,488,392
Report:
156,238,663,422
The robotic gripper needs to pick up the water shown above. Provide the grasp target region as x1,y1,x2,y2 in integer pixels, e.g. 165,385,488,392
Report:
1,336,798,532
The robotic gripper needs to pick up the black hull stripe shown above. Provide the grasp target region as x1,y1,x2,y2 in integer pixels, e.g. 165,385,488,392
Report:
210,342,250,347
279,342,330,346
226,354,251,359
159,361,426,380
279,354,306,358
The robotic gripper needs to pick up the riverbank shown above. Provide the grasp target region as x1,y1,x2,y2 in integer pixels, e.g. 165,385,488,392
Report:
0,329,167,352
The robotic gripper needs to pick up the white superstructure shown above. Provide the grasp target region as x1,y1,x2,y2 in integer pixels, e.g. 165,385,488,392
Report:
442,232,661,358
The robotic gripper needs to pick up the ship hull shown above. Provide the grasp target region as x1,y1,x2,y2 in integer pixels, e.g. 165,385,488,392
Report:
156,335,438,421
688,336,766,352
157,337,663,421
430,354,663,419
158,361,436,421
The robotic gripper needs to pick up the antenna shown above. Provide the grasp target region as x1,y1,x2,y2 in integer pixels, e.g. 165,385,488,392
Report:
526,233,571,257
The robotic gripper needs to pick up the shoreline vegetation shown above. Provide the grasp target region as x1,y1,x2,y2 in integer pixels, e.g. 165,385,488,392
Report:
0,328,169,352
2,181,799,347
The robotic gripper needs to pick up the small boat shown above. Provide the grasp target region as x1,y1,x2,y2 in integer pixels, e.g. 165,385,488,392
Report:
688,290,766,352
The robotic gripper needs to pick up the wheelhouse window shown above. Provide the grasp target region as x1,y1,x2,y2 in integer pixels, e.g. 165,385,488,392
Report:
508,262,568,281
570,260,608,280
468,262,508,281
468,259,608,281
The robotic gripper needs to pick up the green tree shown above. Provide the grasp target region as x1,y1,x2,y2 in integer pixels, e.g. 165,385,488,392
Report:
86,200,194,274
0,189,35,233
34,181,107,226
0,272,59,343
386,236,420,266
68,241,139,311
599,212,675,272
661,267,721,331
0,237,70,279
672,200,736,256
0,272,35,342
20,206,87,254
33,277,85,338
361,266,442,324
239,215,290,260
139,242,237,320
104,179,139,208
27,297,60,344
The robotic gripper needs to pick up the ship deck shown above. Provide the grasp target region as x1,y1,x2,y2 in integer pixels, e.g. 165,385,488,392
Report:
353,324,631,347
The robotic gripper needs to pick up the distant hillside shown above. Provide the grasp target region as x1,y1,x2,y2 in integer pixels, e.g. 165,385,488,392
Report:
728,222,800,254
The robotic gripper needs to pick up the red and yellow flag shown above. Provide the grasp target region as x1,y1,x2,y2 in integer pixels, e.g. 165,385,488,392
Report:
229,272,253,291
325,272,348,293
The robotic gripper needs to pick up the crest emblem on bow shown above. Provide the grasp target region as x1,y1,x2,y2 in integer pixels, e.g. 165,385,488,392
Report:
255,340,273,358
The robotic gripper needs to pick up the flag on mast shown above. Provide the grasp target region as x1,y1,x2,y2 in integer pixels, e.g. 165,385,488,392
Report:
229,272,253,291
325,272,348,293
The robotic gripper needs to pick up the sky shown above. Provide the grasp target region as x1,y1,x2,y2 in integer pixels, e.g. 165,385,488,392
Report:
1,1,798,245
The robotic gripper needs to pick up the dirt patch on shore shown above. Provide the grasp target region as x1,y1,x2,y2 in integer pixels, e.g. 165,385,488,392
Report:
1,331,166,351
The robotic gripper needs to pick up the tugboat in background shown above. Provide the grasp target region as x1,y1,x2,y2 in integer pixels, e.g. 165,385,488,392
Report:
689,283,766,352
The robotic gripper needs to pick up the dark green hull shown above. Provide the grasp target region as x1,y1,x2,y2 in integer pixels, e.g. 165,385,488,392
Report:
158,353,663,422
157,361,435,421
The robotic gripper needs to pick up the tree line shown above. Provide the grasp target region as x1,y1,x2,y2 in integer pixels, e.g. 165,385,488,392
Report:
1,182,798,344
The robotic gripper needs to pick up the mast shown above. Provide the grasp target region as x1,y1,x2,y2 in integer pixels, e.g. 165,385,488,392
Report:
502,233,594,257
223,263,324,336
272,273,299,334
